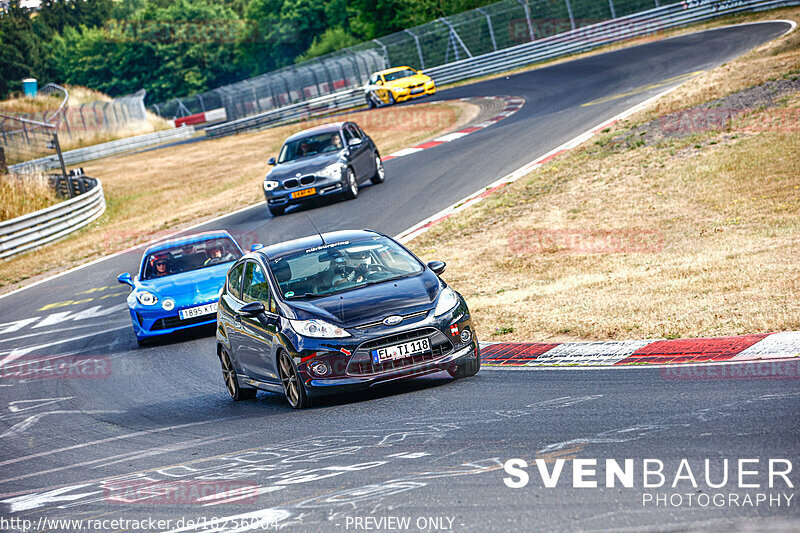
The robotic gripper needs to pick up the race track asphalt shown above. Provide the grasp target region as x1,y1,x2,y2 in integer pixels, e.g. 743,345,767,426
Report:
0,21,797,532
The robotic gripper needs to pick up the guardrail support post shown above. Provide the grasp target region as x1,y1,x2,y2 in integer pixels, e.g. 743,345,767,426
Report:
51,133,73,198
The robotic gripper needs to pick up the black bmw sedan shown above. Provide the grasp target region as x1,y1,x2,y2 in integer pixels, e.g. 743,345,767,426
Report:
216,229,479,408
263,122,385,216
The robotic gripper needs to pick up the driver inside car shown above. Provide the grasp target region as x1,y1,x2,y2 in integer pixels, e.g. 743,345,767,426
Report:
346,249,373,283
203,243,224,266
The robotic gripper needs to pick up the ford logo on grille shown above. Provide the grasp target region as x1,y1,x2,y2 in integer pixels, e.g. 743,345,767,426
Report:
383,315,403,326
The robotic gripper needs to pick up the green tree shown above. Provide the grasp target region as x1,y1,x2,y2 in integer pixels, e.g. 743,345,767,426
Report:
0,2,52,97
296,27,359,62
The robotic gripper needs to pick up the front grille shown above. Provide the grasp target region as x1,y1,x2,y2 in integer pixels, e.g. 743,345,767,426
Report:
346,327,453,376
354,310,428,330
151,314,212,331
283,175,315,189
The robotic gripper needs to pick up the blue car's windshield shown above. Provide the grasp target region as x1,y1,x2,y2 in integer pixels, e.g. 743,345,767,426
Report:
278,132,343,163
270,237,423,299
142,237,241,280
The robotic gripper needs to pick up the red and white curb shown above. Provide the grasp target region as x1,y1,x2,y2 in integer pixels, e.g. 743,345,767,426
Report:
479,331,800,368
382,96,525,162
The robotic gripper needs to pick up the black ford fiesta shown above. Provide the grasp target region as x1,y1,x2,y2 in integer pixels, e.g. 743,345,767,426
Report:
216,229,479,408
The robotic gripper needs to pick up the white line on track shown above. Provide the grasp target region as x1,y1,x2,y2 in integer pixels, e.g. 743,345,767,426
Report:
0,326,129,362
0,419,229,468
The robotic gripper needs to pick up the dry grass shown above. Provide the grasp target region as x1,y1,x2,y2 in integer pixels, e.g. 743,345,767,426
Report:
0,101,466,290
0,172,60,221
410,18,800,342
58,114,172,152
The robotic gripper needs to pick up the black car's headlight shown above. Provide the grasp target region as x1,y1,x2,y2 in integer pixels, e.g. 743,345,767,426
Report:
434,287,459,317
263,180,280,191
289,319,351,338
135,291,158,306
316,163,345,179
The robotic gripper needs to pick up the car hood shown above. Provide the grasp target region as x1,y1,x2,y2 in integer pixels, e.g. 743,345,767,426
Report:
267,152,343,180
386,74,431,88
136,262,232,306
285,271,441,326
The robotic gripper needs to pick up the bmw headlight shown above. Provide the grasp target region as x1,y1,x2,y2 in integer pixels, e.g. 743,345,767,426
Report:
316,163,344,179
433,287,459,317
263,180,279,191
289,319,350,338
136,291,158,306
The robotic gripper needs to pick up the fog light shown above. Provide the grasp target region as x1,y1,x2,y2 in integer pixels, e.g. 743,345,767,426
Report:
162,298,175,311
309,361,330,376
460,328,472,344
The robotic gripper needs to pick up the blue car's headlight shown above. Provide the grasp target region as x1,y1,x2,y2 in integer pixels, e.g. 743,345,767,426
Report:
433,287,459,317
136,291,158,306
289,319,350,338
316,163,344,179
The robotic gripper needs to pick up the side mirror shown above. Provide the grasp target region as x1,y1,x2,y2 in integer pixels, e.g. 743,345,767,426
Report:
250,244,264,252
117,272,134,287
427,261,446,275
348,137,362,147
417,70,423,75
240,301,265,317
268,157,276,166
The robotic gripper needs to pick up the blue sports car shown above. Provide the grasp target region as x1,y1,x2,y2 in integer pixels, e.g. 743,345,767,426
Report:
118,231,245,346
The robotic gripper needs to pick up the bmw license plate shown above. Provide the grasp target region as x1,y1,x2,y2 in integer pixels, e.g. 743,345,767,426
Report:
179,303,217,320
291,188,316,199
372,338,431,363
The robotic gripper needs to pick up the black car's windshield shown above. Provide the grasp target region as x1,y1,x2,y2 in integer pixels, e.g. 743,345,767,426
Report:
142,237,241,280
383,69,418,81
271,237,423,299
278,132,343,163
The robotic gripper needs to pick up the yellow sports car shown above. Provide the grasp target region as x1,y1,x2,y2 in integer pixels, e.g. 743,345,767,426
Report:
364,66,436,108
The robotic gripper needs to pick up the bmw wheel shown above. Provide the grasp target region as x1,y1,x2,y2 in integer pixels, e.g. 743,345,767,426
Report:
343,167,359,200
366,94,376,109
220,348,256,400
371,154,385,185
278,351,311,409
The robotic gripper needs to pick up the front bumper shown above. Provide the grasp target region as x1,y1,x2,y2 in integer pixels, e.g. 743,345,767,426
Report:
129,303,218,340
395,84,436,103
265,176,345,208
304,341,479,397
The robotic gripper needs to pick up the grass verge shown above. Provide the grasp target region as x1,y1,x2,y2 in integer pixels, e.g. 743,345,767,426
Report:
409,12,800,342
0,100,469,292
0,172,60,222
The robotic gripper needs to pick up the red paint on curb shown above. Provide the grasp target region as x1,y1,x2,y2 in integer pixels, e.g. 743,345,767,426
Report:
614,334,770,365
481,342,560,365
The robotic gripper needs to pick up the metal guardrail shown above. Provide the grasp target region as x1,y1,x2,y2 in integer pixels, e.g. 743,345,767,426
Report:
205,0,798,137
0,173,106,260
9,125,196,172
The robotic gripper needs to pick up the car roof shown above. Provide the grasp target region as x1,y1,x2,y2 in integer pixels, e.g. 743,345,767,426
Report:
144,230,236,256
259,229,382,261
376,66,416,76
285,122,345,142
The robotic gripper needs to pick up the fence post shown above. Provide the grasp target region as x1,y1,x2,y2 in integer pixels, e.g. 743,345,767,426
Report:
405,29,426,70
608,0,617,19
564,0,576,30
516,0,536,42
0,146,6,174
372,38,389,65
441,19,472,60
475,8,497,51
